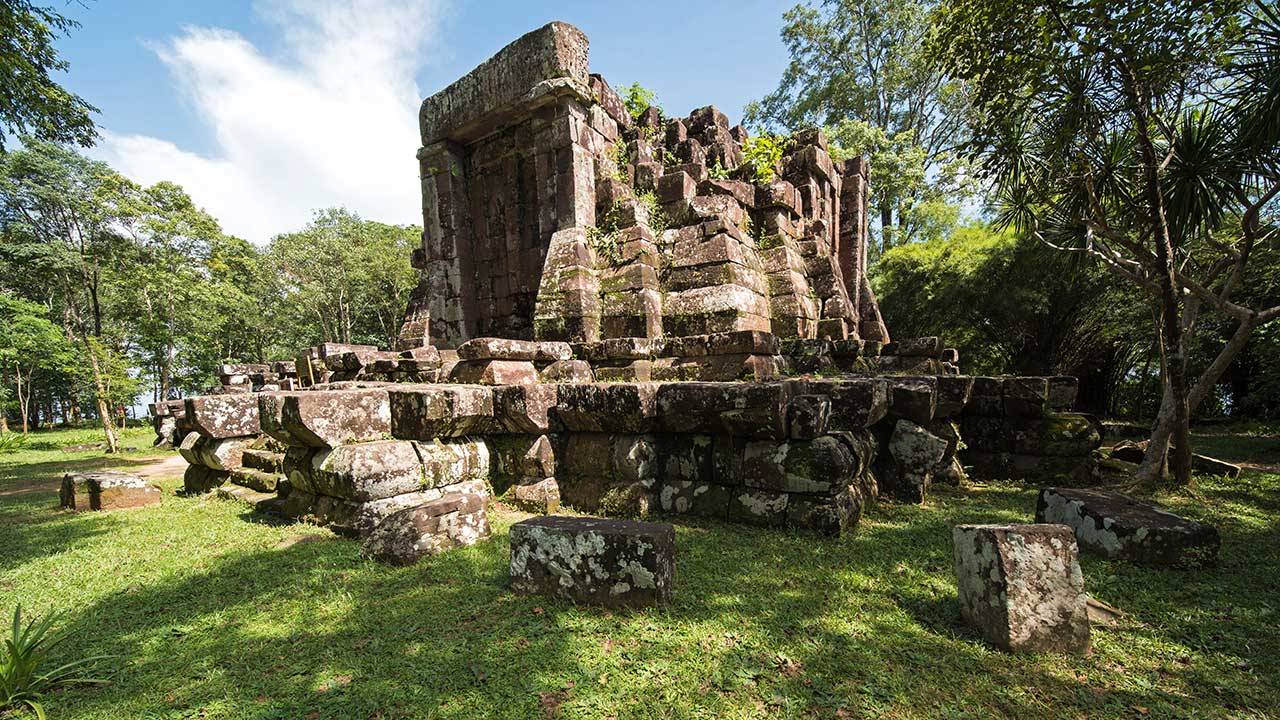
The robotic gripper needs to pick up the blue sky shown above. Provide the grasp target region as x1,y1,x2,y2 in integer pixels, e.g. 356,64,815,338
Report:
52,0,795,242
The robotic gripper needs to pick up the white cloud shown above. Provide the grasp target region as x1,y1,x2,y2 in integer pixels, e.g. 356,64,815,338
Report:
94,0,447,243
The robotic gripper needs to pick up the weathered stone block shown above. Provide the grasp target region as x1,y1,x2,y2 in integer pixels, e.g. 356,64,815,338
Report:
449,359,539,385
309,440,427,501
508,516,676,607
362,493,490,566
935,376,975,417
952,523,1091,654
60,472,162,512
1035,487,1220,568
183,464,228,494
887,377,937,424
800,378,888,430
742,435,857,495
539,359,594,383
1003,377,1048,417
389,384,496,439
728,488,789,527
655,479,732,517
786,394,831,439
655,382,790,439
510,478,561,514
881,420,949,503
456,338,572,362
492,384,559,433
552,383,658,433
185,394,261,439
260,389,392,448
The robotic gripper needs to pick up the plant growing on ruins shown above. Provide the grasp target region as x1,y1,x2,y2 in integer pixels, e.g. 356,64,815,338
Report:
931,0,1280,486
740,135,786,183
618,82,661,121
708,160,731,181
1,605,111,719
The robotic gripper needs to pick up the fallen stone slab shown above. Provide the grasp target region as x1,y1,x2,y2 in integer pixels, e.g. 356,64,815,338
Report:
509,478,561,514
1035,487,1221,568
60,471,162,512
953,523,1091,654
362,493,490,566
183,465,228,494
509,515,676,608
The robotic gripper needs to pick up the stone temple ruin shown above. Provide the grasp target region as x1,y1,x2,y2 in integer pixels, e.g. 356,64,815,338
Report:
151,22,1105,553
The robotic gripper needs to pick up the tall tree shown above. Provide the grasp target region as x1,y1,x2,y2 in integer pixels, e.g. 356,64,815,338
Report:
0,0,97,150
268,209,419,349
746,0,970,253
0,293,71,433
0,139,135,451
930,0,1280,485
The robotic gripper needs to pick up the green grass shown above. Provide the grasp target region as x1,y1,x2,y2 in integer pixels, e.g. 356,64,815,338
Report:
1,425,1278,719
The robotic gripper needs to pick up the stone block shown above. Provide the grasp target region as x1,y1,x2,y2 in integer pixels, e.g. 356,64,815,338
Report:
449,359,540,385
935,376,975,417
361,493,490,566
887,377,937,424
539,359,594,384
60,472,162,511
260,389,392,447
742,435,858,495
493,384,560,433
1035,487,1220,568
800,378,888,429
309,440,429,501
389,384,497,439
881,420,949,503
552,383,659,433
786,394,831,439
510,478,561,514
185,394,261,439
509,516,676,608
456,337,572,362
655,382,790,439
728,488,789,527
1048,377,1079,410
1003,376,1048,418
655,480,732,517
183,464,228,494
952,524,1091,654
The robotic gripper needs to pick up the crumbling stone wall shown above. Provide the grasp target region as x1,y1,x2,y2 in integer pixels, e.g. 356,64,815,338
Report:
405,22,887,351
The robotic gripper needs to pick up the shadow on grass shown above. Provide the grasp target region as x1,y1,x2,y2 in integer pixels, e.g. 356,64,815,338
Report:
13,469,1278,719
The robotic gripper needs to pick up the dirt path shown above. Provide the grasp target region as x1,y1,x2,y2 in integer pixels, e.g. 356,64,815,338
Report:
129,454,189,480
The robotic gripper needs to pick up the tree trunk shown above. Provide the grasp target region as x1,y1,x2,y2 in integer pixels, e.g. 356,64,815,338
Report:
1126,75,1191,487
83,339,119,453
15,365,29,435
0,413,7,434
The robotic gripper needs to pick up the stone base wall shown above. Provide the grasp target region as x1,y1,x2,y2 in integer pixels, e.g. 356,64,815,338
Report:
155,360,1100,538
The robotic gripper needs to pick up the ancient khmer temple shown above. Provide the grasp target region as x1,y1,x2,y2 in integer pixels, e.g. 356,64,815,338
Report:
151,22,1101,548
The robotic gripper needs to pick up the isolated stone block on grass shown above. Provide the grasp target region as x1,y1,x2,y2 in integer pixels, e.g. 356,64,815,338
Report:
1035,487,1220,568
60,471,162,512
952,523,1091,654
509,515,675,608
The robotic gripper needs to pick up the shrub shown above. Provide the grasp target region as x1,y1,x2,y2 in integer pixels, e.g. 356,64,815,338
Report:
1,606,112,719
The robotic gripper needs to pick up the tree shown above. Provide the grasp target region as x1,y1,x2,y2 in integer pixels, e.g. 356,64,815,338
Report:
0,139,135,451
746,0,970,253
0,0,97,150
0,294,71,433
930,0,1280,485
268,209,420,349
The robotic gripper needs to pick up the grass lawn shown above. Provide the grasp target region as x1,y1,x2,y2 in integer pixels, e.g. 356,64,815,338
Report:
2,424,1278,719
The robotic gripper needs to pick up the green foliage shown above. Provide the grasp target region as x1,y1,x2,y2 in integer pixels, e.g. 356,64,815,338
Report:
739,135,785,183
1,605,111,719
267,208,420,349
617,82,660,121
747,0,972,250
0,433,25,454
874,223,1151,412
707,160,730,181
0,1,98,150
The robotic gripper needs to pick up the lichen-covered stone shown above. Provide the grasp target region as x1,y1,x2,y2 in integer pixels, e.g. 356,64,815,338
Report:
260,389,392,447
799,378,888,430
786,394,831,439
655,382,791,439
952,523,1091,654
449,359,540,385
185,394,261,438
552,383,658,433
456,337,573,362
492,384,559,433
742,435,857,495
308,440,429,501
60,472,162,512
1035,487,1220,568
389,384,496,439
509,516,675,607
183,464,228,494
361,493,490,566
510,478,561,514
881,420,949,503
1003,377,1048,417
539,359,594,383
887,377,937,424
